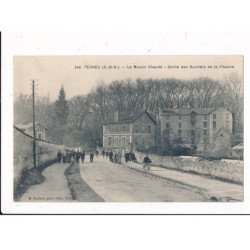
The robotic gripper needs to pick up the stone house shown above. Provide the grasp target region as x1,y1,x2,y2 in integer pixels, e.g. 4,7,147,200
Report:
159,107,233,156
15,122,48,141
102,110,157,151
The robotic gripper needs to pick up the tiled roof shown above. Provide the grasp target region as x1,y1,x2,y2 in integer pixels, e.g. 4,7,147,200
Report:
161,107,218,115
103,110,157,124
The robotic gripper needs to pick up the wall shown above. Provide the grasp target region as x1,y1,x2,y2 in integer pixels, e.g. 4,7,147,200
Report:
133,150,243,184
14,127,65,192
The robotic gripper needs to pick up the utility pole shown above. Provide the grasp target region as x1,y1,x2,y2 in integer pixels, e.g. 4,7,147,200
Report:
32,79,36,168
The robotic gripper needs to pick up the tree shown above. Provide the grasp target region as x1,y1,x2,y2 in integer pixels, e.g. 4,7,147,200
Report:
54,86,70,125
185,128,203,155
54,86,70,144
161,128,181,156
222,72,243,133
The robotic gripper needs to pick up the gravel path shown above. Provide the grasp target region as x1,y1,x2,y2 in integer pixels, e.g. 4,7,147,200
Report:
79,157,206,202
20,163,73,202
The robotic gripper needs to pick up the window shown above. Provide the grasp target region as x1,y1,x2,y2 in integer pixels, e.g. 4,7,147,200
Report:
122,137,125,146
204,115,207,120
142,125,145,133
226,121,229,129
148,125,151,133
203,137,207,144
134,124,139,133
178,129,182,137
203,121,207,128
122,124,126,132
115,125,119,133
166,123,170,129
117,137,121,147
114,137,119,146
213,114,216,120
203,129,207,135
37,133,42,139
166,115,170,120
178,115,182,120
126,124,130,133
178,123,182,128
125,136,130,145
226,113,229,120
213,121,216,129
108,137,112,146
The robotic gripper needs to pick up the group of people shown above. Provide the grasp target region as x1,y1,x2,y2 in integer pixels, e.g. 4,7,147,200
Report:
57,148,152,170
101,149,119,164
57,149,95,164
124,152,136,163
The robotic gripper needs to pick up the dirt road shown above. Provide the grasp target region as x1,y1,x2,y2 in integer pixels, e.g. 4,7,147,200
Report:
20,163,73,202
79,157,207,202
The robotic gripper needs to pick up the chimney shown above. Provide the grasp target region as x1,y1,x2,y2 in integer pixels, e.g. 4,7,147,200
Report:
114,111,119,122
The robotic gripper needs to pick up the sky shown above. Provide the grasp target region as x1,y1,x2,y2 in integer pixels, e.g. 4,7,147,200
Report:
13,55,243,100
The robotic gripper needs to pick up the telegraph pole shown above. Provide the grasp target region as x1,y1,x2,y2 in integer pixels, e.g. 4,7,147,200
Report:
32,79,37,168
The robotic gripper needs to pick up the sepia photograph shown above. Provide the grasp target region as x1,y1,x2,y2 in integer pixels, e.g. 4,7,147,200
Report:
12,55,244,203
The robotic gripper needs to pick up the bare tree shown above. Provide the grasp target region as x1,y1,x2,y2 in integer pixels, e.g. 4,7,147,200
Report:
222,72,243,132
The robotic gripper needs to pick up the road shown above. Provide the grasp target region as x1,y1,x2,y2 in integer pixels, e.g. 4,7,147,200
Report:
20,163,73,202
79,157,206,202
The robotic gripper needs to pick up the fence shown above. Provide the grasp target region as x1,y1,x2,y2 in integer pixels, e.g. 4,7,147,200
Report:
13,126,65,192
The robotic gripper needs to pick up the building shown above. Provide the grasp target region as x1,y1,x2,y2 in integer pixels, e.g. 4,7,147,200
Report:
159,107,233,156
102,110,157,150
230,143,243,159
15,122,48,141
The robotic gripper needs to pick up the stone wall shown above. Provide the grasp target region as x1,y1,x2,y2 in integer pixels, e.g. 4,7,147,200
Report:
14,127,65,192
133,151,243,184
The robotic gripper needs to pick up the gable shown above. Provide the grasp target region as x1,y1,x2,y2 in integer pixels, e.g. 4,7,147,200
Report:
133,112,156,124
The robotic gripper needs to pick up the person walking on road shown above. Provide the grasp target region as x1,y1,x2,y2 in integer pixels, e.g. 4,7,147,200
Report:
57,150,62,163
125,152,129,162
81,151,85,163
106,151,109,158
90,151,94,163
96,150,99,158
62,151,67,163
76,150,80,163
114,153,118,164
102,149,105,158
143,154,152,170
109,151,114,163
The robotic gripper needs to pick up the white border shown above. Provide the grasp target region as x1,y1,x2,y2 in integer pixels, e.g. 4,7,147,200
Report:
1,32,250,214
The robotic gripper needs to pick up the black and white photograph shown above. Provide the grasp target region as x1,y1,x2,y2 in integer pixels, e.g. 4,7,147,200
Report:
12,55,244,203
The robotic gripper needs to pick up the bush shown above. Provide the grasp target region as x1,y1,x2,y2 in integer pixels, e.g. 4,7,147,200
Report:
172,146,192,156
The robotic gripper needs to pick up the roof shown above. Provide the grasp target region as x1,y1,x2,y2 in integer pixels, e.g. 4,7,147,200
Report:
161,107,225,115
15,122,48,130
214,127,232,135
232,143,243,150
103,110,157,125
232,133,243,141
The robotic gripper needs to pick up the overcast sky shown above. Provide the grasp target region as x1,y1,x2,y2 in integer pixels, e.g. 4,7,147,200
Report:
14,55,243,100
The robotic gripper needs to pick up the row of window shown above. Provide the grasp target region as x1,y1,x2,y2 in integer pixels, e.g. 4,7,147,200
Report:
134,124,153,133
104,124,130,133
105,136,130,147
166,121,218,129
104,124,153,134
105,135,154,147
166,114,214,120
165,113,230,120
